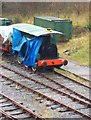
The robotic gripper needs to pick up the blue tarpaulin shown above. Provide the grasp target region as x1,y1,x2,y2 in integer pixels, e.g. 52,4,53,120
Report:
12,28,43,66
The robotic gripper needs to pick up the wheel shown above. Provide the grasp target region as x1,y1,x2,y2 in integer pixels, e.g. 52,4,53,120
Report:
17,56,22,64
31,67,37,72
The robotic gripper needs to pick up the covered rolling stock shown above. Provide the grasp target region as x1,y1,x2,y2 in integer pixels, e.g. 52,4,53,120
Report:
0,23,68,71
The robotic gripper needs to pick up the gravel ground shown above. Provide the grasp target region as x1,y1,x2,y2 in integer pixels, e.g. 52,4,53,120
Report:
62,60,90,80
0,57,90,118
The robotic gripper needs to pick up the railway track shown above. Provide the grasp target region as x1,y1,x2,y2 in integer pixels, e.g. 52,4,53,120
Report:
0,63,91,119
1,53,90,87
38,71,90,100
57,67,90,82
0,109,17,120
1,64,91,103
54,68,90,88
7,58,90,99
0,92,43,120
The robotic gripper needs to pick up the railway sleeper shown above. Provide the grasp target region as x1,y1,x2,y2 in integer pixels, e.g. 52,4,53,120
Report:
51,104,60,110
58,107,69,112
0,99,8,103
46,101,54,107
8,109,25,116
3,81,13,86
2,107,19,112
11,112,31,119
0,103,13,107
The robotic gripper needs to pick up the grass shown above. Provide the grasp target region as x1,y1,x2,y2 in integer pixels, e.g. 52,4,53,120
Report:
57,32,89,66
54,68,90,87
69,13,89,27
5,12,89,27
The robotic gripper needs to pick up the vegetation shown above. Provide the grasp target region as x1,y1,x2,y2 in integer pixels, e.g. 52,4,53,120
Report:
57,32,89,66
54,68,90,87
2,2,89,27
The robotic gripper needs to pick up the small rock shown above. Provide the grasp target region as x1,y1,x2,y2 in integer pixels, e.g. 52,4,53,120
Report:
39,100,44,103
63,49,70,55
58,107,68,112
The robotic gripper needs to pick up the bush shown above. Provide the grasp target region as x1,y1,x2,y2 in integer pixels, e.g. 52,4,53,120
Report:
13,17,22,23
86,22,91,31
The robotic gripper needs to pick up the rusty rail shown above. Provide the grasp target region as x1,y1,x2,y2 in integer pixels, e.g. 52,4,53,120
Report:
38,72,91,103
1,65,91,107
0,92,44,120
0,73,91,119
0,109,17,120
54,68,90,89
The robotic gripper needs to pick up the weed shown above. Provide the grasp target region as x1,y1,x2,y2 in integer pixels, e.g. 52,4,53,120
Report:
57,32,89,66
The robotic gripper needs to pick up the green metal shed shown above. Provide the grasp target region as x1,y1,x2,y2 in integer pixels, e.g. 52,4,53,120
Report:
34,16,72,42
0,18,12,26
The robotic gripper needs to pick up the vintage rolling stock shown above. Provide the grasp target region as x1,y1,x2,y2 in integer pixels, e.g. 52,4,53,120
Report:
0,23,68,71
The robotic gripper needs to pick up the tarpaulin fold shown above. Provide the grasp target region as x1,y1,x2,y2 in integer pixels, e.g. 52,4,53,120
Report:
12,28,43,66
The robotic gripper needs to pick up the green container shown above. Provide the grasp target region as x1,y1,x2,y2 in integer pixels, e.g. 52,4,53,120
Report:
0,18,12,26
34,16,72,42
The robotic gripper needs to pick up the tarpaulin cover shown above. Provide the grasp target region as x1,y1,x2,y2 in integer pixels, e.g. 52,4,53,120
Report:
0,26,13,43
12,28,43,66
